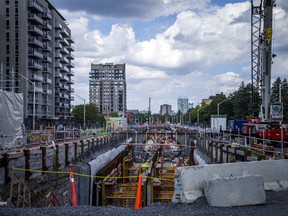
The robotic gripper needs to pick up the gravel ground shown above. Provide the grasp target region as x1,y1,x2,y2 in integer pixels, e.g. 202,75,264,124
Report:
1,190,288,216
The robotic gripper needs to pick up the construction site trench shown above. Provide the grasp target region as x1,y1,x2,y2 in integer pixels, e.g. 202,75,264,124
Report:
1,128,199,208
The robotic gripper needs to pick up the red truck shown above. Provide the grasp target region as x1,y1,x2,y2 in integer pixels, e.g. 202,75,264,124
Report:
257,123,288,142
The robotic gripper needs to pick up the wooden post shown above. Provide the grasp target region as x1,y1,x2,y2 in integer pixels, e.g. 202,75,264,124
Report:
40,146,47,174
219,144,224,163
55,144,59,171
24,149,31,180
87,139,90,151
74,141,78,161
226,145,230,163
65,144,70,167
81,140,84,155
91,139,95,152
210,142,213,161
234,147,237,161
100,137,103,148
4,153,10,184
96,138,99,149
215,142,218,163
189,146,195,166
243,150,247,162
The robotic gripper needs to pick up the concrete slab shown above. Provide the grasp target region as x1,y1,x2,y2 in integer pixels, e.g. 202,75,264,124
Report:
172,159,288,203
203,175,266,207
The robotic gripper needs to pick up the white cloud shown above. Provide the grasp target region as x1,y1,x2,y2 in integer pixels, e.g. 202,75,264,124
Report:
61,1,288,113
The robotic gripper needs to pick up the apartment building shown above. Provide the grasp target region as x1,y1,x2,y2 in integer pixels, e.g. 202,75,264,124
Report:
0,0,75,129
89,63,126,117
177,97,189,114
160,104,172,115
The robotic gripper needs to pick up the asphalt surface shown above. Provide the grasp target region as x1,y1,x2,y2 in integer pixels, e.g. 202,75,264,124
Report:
1,190,287,216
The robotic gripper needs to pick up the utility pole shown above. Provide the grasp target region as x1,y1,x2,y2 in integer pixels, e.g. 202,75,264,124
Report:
74,94,86,129
148,97,151,125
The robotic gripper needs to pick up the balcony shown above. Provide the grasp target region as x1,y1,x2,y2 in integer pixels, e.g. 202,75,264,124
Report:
61,28,69,37
67,44,74,51
28,37,43,47
29,73,43,82
61,65,69,72
55,70,61,78
67,62,74,68
43,67,52,74
43,44,52,52
60,57,69,64
55,42,63,49
55,61,62,68
43,32,52,41
42,11,52,20
68,70,75,76
28,0,43,13
43,77,52,84
55,22,62,30
67,53,74,59
28,13,43,25
70,96,74,101
28,61,43,70
28,49,43,59
67,78,74,84
43,21,52,30
60,38,69,46
28,25,43,36
43,89,52,94
60,47,69,55
55,52,62,59
55,31,63,39
43,55,52,62
67,36,74,43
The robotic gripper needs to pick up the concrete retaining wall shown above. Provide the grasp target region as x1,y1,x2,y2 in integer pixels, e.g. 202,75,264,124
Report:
172,159,288,203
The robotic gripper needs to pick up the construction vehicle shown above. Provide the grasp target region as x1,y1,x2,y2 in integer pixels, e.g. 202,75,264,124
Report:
241,0,287,142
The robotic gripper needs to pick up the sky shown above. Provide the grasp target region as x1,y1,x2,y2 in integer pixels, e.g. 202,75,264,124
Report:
49,0,288,113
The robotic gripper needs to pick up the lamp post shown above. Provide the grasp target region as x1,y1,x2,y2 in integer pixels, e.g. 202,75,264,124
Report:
217,98,229,116
18,73,35,131
74,94,86,129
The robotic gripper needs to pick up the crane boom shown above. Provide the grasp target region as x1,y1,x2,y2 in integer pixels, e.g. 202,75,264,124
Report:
251,0,275,121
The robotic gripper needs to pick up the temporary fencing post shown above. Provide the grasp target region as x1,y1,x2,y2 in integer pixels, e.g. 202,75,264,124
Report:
134,173,142,210
70,168,78,206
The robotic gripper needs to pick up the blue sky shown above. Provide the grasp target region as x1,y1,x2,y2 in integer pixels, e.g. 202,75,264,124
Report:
49,0,288,113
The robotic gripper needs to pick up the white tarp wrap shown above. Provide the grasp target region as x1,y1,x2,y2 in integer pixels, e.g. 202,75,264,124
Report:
0,90,24,149
88,138,131,205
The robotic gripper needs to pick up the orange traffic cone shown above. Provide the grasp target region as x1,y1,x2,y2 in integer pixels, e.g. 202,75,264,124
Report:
70,168,78,206
134,173,142,210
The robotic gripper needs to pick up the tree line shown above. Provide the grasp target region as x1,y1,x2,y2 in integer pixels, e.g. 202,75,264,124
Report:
184,77,288,124
71,77,288,127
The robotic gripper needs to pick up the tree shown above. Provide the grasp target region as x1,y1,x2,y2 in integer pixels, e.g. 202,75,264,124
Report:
230,82,253,119
72,103,102,127
271,77,288,122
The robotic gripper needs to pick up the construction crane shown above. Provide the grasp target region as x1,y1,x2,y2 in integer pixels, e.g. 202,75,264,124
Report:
251,0,276,121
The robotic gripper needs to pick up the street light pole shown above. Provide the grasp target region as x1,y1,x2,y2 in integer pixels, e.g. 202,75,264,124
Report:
18,73,35,131
74,94,86,129
217,98,229,116
197,108,199,125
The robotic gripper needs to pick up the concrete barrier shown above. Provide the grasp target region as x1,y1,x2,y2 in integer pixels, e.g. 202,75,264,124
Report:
172,159,288,203
203,175,266,207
